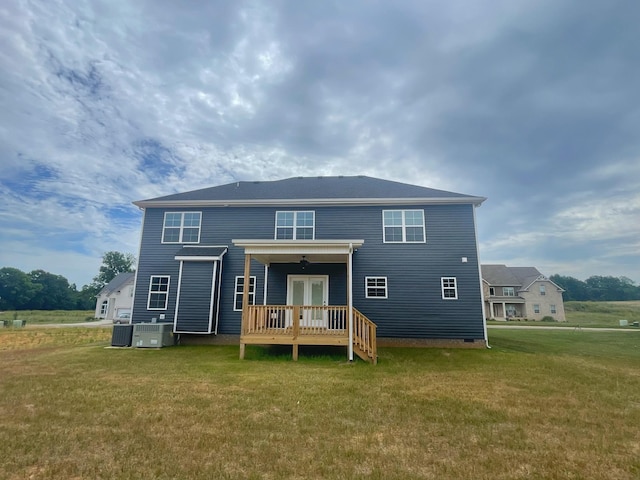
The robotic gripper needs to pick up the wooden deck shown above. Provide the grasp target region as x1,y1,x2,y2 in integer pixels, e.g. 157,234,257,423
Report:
240,305,377,363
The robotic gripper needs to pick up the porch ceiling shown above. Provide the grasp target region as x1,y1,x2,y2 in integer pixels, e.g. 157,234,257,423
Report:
232,239,364,265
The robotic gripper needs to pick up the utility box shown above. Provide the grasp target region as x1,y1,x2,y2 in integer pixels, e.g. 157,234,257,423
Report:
111,324,134,347
132,322,174,348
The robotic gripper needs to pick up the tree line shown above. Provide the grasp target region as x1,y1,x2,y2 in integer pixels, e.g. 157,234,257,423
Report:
0,252,135,311
549,275,640,301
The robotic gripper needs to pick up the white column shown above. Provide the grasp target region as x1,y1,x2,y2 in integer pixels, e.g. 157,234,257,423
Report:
348,244,354,362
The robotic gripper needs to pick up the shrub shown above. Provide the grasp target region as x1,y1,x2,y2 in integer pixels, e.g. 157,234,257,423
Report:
541,316,556,322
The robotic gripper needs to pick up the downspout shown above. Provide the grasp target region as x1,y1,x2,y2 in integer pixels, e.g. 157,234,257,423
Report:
263,264,269,305
348,242,354,361
473,205,490,348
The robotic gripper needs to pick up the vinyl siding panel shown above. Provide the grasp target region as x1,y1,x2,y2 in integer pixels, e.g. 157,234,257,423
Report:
132,203,484,340
175,261,216,333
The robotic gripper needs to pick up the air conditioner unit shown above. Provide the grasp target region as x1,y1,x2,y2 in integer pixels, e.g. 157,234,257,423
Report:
111,324,134,347
132,322,174,348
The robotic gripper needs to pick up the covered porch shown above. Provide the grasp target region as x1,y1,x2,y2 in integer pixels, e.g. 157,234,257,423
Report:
233,239,377,364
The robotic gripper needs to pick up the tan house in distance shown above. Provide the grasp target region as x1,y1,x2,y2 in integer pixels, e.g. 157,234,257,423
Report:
481,265,566,321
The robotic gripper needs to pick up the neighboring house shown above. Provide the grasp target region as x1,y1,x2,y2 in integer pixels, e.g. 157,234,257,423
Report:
95,272,135,321
130,176,488,362
481,265,566,321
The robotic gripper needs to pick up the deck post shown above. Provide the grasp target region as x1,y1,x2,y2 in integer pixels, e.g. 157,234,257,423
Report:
239,253,252,359
292,344,299,361
347,244,354,361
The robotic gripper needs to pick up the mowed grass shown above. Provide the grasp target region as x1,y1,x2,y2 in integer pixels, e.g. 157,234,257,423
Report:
488,301,640,328
0,310,96,324
1,328,640,479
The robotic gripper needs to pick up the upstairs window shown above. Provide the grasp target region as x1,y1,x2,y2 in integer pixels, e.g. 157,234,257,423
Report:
539,285,546,295
234,276,256,311
162,212,201,243
383,210,425,243
365,277,388,299
489,287,495,296
148,276,170,310
441,277,458,299
275,211,315,240
503,287,515,297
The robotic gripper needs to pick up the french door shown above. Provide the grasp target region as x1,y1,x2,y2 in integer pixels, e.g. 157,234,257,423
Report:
287,275,329,328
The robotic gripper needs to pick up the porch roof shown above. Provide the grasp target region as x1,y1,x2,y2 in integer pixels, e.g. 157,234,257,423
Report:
232,239,364,264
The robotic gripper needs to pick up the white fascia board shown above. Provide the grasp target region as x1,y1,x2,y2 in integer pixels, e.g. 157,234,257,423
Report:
134,196,487,208
233,239,364,255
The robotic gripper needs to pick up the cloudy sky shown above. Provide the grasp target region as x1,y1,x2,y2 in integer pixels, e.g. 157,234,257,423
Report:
1,0,639,287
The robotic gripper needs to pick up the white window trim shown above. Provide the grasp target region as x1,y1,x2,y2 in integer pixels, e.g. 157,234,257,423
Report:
441,277,458,300
503,287,515,297
147,275,170,310
382,209,426,243
550,304,557,314
161,212,202,244
234,276,256,311
274,211,315,240
365,276,388,299
533,304,540,314
539,284,546,295
100,300,108,316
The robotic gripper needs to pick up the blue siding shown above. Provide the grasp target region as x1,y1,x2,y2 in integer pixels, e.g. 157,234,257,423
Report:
132,203,484,340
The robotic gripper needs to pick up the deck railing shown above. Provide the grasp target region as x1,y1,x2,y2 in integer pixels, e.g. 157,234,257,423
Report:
242,305,377,363
244,305,348,336
352,308,377,364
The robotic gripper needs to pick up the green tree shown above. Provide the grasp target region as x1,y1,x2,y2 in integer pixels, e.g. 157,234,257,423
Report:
92,251,136,291
27,270,75,310
549,274,591,301
0,267,42,310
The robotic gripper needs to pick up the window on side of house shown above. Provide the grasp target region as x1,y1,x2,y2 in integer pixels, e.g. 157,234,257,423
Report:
148,276,170,310
539,284,546,295
100,300,108,316
382,210,425,243
275,211,315,240
162,212,202,243
441,277,458,299
365,277,388,299
533,304,540,314
489,287,495,296
234,276,256,311
503,287,515,296
550,304,557,314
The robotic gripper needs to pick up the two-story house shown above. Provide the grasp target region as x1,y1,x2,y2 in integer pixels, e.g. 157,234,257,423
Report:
130,176,488,362
481,265,566,321
95,272,135,322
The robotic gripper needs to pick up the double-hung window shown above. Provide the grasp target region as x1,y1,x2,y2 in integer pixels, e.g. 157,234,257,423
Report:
382,210,425,243
503,287,515,297
539,285,546,295
275,211,314,240
162,212,202,243
441,277,458,299
365,277,388,299
234,276,256,311
148,276,170,310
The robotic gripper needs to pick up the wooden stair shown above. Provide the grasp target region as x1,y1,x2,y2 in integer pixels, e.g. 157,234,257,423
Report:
352,308,377,364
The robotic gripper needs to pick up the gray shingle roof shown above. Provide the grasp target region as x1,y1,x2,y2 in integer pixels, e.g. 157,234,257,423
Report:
481,265,543,289
99,272,134,296
134,176,485,206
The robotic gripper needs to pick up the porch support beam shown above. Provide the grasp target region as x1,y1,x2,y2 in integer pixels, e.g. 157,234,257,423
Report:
239,253,252,359
348,243,354,362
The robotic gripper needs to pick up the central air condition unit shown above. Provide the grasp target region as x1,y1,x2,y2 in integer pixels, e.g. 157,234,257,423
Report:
132,322,174,348
112,324,134,347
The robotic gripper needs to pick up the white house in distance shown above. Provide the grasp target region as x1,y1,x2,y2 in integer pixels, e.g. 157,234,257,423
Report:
481,265,566,321
95,272,135,322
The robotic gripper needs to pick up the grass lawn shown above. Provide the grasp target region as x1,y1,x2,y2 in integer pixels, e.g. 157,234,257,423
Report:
488,301,640,328
0,310,96,325
1,327,640,479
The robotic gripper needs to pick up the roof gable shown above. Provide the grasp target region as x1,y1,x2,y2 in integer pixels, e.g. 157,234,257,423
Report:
99,272,134,296
134,176,486,207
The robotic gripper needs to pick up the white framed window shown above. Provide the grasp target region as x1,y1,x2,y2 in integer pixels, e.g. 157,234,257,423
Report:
550,304,557,314
147,276,170,310
275,211,315,240
503,287,515,297
162,212,202,243
234,276,256,311
441,277,458,299
533,304,540,314
539,285,546,295
382,210,425,243
365,277,388,299
100,300,108,316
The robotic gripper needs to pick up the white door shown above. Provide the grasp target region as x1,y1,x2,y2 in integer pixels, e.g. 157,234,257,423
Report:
287,276,329,328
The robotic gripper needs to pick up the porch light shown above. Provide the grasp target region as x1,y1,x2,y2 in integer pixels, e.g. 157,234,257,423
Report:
300,256,310,269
